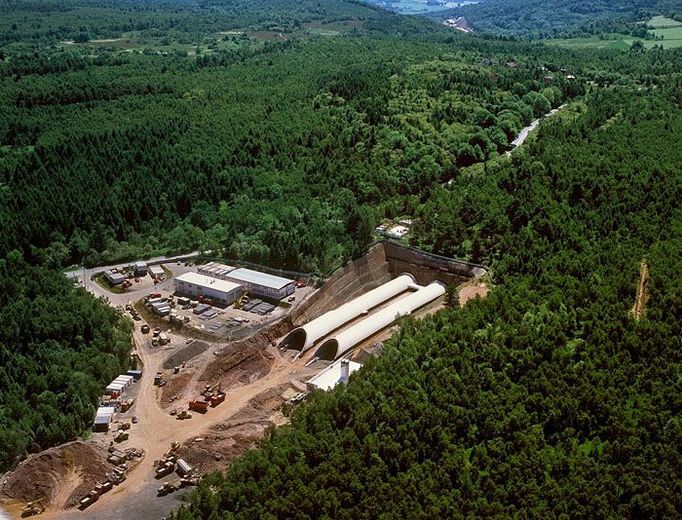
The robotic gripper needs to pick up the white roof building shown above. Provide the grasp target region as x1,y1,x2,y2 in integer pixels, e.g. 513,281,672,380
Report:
224,268,295,299
307,359,363,391
149,265,165,277
174,272,243,306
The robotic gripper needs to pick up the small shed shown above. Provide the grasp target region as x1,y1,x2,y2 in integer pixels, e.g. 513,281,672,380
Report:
149,265,165,279
134,262,148,276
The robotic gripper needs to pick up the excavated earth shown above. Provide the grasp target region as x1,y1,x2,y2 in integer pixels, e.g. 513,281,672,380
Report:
0,442,109,508
178,385,290,475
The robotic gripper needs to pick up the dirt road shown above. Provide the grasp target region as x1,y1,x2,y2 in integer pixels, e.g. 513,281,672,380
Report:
42,328,305,520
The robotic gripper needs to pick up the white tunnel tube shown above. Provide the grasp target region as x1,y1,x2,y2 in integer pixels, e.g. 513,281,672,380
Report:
314,281,446,361
281,274,416,352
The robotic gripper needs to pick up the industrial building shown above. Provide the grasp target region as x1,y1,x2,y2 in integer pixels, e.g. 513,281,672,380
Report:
197,262,236,279
281,274,416,353
313,281,445,361
224,268,295,300
307,359,362,391
174,272,242,306
104,269,126,285
134,262,148,276
149,264,165,279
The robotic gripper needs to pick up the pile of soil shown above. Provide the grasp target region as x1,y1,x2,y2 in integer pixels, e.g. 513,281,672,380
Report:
162,341,212,370
199,340,274,387
161,370,194,406
0,441,109,508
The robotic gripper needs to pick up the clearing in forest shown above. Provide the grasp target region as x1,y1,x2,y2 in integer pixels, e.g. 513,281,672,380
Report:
631,259,649,320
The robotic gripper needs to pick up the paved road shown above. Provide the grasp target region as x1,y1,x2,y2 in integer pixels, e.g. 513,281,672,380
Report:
508,104,567,151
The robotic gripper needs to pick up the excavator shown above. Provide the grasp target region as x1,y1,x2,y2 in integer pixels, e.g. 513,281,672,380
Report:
22,499,45,517
233,292,249,310
202,382,221,401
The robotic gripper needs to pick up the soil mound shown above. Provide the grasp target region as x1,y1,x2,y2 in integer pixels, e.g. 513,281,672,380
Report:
199,340,274,386
0,441,108,508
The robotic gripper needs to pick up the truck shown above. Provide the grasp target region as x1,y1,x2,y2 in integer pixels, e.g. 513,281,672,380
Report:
21,500,45,517
114,432,129,443
78,491,99,510
155,461,175,479
157,480,180,496
210,390,226,407
189,400,208,413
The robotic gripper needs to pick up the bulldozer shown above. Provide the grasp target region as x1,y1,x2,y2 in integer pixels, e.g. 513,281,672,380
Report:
176,410,192,420
22,499,45,517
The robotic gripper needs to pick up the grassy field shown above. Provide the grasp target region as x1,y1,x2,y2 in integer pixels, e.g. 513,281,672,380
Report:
647,15,682,28
546,17,682,50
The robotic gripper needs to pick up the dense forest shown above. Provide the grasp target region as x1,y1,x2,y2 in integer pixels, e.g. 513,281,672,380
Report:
0,28,594,272
433,0,682,39
0,0,383,45
173,86,682,518
0,0,680,515
0,253,132,470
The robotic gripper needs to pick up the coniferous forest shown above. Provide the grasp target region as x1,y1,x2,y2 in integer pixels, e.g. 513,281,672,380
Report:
0,0,680,517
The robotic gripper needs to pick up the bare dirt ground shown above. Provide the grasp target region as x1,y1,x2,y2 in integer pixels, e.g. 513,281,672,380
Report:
178,385,290,475
631,259,649,320
458,281,490,306
0,442,109,511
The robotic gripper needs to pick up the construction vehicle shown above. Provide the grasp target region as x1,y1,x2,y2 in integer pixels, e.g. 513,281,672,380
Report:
114,432,129,443
78,491,99,510
202,382,220,400
94,481,113,495
164,441,180,457
233,292,249,309
157,480,180,496
141,324,150,334
120,399,134,413
21,500,45,517
176,410,192,420
189,400,208,413
155,461,175,479
118,422,131,431
154,372,164,386
180,475,200,487
210,386,226,407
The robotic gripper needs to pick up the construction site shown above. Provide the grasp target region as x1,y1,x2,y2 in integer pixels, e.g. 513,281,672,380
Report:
0,242,487,520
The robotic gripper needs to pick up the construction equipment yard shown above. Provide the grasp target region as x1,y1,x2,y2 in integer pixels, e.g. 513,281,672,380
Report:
0,243,486,520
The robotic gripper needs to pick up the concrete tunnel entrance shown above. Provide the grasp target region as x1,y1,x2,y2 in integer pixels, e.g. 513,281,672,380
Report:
315,339,339,361
279,328,307,351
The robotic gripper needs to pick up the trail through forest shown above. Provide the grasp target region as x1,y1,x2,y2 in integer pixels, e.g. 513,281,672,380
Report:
631,259,649,320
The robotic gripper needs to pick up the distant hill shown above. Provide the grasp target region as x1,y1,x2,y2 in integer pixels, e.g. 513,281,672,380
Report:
427,0,682,38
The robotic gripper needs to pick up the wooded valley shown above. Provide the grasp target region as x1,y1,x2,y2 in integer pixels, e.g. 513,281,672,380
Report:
0,0,680,517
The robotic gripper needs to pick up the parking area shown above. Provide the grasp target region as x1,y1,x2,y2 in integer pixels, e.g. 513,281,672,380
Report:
138,284,315,340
